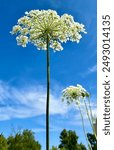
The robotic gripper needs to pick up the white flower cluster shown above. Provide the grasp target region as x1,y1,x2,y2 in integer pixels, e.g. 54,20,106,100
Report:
11,9,86,51
62,84,89,104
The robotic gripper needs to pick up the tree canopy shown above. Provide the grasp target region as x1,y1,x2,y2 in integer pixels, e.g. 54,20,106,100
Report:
0,134,8,150
59,129,87,150
0,130,41,150
0,129,88,150
87,133,97,150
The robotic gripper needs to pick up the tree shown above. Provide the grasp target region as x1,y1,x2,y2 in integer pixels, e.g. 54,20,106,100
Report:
59,129,86,150
11,9,86,150
7,129,41,150
0,134,8,150
87,133,97,150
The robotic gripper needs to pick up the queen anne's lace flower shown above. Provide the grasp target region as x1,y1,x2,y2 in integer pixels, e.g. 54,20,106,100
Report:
11,9,86,51
62,84,89,104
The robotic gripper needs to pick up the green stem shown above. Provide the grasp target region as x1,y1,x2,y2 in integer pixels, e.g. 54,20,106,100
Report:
87,97,97,139
46,35,50,150
77,104,92,150
84,100,94,132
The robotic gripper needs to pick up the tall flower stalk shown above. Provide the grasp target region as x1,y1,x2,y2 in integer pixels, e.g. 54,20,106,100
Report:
84,98,97,139
77,103,92,150
46,35,50,150
62,84,96,150
11,10,86,150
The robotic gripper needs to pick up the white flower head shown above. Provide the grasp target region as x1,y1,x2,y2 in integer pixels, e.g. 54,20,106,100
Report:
62,84,89,105
11,9,86,51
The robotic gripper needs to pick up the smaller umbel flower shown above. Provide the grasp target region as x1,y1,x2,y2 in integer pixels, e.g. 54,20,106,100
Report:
62,85,93,150
11,9,86,52
62,84,89,105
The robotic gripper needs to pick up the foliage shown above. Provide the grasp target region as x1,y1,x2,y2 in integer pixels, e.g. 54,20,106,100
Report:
0,129,88,150
87,133,97,150
7,129,41,150
51,146,58,150
0,130,41,150
0,134,8,150
59,129,87,150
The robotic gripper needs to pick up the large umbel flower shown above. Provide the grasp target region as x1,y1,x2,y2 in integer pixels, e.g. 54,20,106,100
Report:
11,9,86,51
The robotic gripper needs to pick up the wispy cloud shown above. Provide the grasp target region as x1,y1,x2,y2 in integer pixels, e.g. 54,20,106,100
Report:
0,80,69,121
88,65,97,73
0,79,97,134
32,125,62,133
80,64,97,77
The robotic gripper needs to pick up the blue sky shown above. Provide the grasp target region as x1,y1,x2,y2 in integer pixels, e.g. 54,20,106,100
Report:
0,0,97,149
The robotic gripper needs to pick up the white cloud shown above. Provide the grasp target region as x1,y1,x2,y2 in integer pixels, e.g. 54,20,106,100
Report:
0,80,69,121
0,79,97,133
